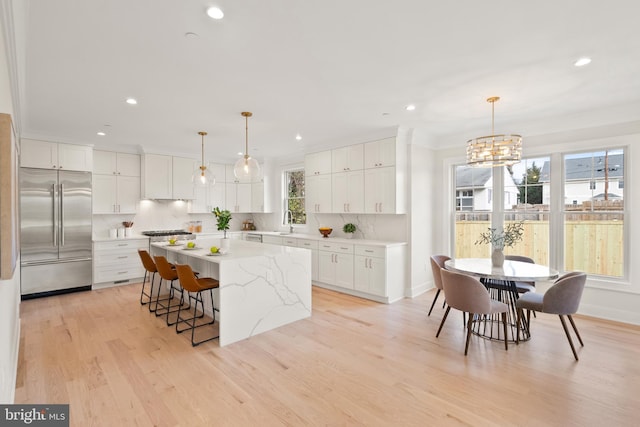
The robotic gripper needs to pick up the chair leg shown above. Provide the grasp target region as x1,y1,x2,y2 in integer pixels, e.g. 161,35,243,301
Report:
464,312,473,356
516,308,522,344
567,315,584,347
140,270,150,305
559,315,579,361
436,306,451,337
502,312,508,351
427,289,441,316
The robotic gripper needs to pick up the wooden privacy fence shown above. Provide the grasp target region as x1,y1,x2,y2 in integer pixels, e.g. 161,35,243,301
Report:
455,220,623,277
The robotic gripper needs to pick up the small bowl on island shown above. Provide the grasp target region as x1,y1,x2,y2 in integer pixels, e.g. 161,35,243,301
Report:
319,227,333,238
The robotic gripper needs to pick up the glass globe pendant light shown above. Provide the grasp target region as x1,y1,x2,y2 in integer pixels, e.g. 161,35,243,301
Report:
193,131,215,188
233,111,261,181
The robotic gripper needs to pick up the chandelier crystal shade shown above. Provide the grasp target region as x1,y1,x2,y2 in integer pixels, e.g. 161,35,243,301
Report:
193,131,215,188
466,97,522,167
233,111,261,181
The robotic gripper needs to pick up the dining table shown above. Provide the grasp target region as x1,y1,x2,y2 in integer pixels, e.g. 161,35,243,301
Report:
444,258,559,342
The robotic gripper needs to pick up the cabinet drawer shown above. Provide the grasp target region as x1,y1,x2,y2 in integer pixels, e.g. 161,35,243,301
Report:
318,242,354,254
262,236,283,245
282,237,298,247
355,245,385,258
297,239,318,250
95,252,141,268
94,265,145,283
94,239,149,251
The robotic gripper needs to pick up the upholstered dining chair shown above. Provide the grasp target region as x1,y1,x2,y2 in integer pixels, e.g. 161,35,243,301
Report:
437,269,509,355
174,264,220,346
516,272,587,360
505,255,536,293
428,255,451,316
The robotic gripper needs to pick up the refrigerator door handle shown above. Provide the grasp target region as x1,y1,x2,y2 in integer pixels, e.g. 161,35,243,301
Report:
60,183,65,246
52,183,58,246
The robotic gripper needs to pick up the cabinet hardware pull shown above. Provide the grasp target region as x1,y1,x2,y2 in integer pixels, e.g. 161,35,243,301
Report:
365,250,373,253
117,256,128,259
117,243,127,246
117,271,128,274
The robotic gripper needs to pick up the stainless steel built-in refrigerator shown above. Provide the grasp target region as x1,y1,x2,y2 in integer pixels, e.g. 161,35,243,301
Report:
20,168,92,298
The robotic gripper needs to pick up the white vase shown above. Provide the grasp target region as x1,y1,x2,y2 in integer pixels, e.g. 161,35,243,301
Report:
221,238,231,252
345,233,353,239
491,248,505,267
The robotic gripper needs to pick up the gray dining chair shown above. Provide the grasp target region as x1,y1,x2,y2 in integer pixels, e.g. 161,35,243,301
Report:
428,255,450,316
505,255,536,293
516,272,587,360
437,269,509,355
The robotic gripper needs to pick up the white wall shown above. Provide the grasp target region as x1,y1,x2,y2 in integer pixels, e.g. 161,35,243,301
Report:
433,124,640,325
0,2,21,403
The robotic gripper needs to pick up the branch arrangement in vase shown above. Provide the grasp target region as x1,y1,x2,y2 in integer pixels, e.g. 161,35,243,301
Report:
475,221,524,250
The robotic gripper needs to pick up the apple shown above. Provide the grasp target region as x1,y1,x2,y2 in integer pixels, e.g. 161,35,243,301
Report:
168,238,176,245
210,246,219,254
187,241,196,249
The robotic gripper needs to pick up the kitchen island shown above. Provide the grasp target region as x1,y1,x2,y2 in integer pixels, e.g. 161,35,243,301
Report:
150,238,311,346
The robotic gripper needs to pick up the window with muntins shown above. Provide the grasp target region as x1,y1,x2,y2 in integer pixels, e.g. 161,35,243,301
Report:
563,149,624,278
284,169,306,225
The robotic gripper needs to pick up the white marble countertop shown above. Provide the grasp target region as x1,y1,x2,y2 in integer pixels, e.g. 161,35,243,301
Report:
152,238,308,262
93,234,149,242
246,231,407,247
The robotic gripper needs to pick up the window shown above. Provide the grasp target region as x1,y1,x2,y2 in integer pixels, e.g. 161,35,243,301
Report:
284,169,306,225
563,149,624,277
454,165,492,258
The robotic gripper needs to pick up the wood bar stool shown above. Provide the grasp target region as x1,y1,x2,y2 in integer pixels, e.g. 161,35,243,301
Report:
174,264,220,346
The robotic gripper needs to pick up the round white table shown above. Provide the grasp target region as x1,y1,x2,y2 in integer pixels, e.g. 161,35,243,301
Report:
444,258,559,342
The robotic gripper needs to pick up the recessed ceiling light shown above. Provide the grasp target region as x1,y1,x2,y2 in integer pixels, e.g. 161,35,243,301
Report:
295,134,302,141
237,152,243,156
382,112,390,116
125,98,137,105
574,57,592,67
405,104,416,111
207,6,224,19
97,131,106,136
184,32,199,39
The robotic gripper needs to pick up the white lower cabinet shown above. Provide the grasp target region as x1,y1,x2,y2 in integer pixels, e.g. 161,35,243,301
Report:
297,239,318,281
93,238,149,287
354,246,386,296
318,242,354,289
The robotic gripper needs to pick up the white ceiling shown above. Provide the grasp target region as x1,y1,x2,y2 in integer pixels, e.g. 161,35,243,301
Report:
15,0,640,163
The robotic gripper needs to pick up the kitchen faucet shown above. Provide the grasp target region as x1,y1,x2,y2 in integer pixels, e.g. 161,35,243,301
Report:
285,209,294,233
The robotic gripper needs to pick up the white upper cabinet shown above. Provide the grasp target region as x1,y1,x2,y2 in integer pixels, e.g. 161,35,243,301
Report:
141,154,198,200
332,144,363,172
226,182,252,213
305,151,332,176
172,156,196,200
93,151,141,214
306,174,332,213
332,171,364,213
142,154,173,199
364,138,396,169
21,139,93,171
94,151,140,176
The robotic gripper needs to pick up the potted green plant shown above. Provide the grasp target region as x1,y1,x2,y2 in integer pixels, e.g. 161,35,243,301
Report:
343,223,356,238
475,221,524,267
212,207,232,239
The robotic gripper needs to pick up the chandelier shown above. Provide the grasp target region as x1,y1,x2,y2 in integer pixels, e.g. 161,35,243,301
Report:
233,111,261,180
466,97,522,167
193,131,214,188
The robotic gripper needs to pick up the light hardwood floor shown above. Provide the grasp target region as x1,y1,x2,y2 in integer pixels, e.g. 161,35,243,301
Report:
15,284,640,426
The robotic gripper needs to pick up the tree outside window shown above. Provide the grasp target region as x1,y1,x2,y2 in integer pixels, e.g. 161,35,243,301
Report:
284,169,306,225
